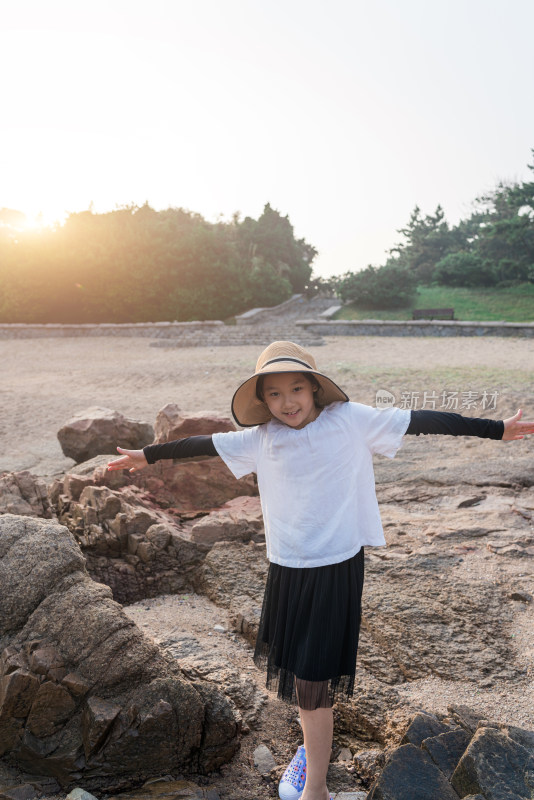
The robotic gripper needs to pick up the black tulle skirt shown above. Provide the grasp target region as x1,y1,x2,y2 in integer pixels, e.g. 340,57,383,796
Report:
253,548,365,709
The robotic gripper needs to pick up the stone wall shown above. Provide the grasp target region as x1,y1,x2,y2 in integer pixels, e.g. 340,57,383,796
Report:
2,316,533,342
0,321,224,340
296,318,534,338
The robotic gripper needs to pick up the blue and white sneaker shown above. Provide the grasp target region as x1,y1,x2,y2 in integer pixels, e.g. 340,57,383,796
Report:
278,744,306,800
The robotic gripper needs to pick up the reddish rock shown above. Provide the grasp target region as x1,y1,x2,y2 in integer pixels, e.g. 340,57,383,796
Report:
190,496,263,546
134,459,256,513
154,404,235,443
57,407,154,464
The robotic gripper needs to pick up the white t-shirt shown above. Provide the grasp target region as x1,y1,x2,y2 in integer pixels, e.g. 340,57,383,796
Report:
212,401,411,569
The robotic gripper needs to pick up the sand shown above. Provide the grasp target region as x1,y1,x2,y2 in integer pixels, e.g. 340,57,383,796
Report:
2,334,533,477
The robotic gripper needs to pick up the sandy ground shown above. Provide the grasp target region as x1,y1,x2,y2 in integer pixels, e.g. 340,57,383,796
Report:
2,334,533,477
2,334,534,798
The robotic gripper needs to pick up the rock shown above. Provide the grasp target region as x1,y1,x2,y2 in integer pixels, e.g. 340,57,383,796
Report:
422,727,471,779
0,515,239,789
337,747,353,762
335,676,403,745
82,696,121,759
57,407,154,463
193,542,268,639
451,726,534,799
0,471,52,518
367,743,460,799
0,785,40,800
190,496,264,546
447,704,486,735
509,591,533,602
229,595,262,646
400,712,454,747
352,748,385,784
26,681,76,737
501,723,534,755
154,404,235,443
333,794,368,800
56,453,257,517
358,552,514,685
253,743,276,775
168,646,266,730
107,780,219,799
66,789,99,800
132,459,256,514
0,669,41,720
55,484,206,605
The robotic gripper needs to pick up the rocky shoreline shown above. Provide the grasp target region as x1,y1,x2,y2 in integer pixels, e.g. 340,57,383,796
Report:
1,349,534,798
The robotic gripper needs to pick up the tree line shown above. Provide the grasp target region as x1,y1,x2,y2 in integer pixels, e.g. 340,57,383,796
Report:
1,151,533,321
0,204,315,323
335,150,534,308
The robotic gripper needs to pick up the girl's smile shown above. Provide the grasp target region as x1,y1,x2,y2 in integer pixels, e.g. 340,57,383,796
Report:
261,372,320,429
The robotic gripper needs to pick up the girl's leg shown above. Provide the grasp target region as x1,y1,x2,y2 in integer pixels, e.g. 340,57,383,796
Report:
296,679,332,800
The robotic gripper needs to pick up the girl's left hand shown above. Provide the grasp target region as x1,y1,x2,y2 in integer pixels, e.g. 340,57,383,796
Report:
502,409,534,441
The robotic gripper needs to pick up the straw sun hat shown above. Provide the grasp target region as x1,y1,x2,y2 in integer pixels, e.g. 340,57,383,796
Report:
231,341,349,427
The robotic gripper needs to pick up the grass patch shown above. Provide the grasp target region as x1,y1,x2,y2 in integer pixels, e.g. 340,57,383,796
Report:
335,284,534,322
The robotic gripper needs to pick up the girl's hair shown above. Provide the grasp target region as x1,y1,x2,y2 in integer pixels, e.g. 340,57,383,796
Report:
256,373,324,407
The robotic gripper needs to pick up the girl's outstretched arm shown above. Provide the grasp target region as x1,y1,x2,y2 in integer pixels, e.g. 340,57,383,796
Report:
405,410,503,438
107,447,149,472
107,435,218,472
502,409,534,441
405,408,534,440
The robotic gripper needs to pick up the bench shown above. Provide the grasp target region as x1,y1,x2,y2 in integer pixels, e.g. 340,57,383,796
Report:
412,308,455,320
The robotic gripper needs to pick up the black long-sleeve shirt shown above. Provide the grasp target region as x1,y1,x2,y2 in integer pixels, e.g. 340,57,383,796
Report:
143,410,504,464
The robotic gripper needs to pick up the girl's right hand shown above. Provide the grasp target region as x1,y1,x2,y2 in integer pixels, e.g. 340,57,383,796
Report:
107,447,148,473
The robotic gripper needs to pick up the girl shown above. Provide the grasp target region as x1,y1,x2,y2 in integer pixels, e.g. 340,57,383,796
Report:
108,340,533,800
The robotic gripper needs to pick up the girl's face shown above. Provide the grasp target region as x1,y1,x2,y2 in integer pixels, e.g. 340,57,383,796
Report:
260,372,320,429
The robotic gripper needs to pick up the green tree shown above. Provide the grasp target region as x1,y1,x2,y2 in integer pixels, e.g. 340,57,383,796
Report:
434,251,496,287
391,205,456,284
0,202,313,323
237,203,316,292
336,259,418,309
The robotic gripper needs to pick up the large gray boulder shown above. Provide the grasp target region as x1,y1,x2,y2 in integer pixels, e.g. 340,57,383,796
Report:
57,407,154,463
0,515,239,790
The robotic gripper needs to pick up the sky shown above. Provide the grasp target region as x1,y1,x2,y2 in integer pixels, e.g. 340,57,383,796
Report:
1,0,534,277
